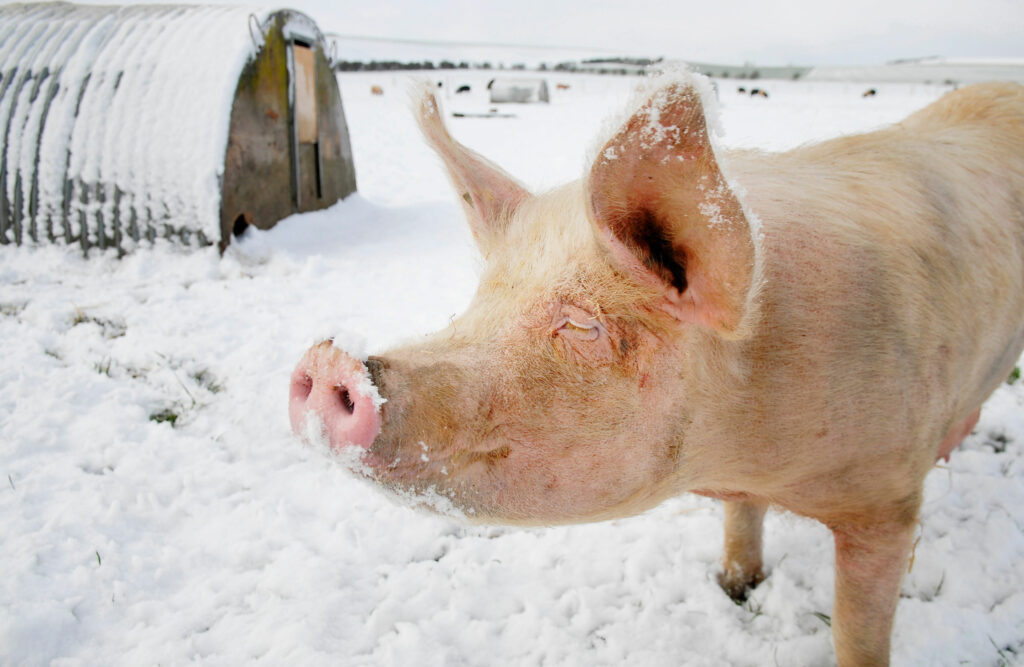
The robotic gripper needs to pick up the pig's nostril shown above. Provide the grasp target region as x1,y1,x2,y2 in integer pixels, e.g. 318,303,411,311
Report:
336,385,355,415
294,373,313,401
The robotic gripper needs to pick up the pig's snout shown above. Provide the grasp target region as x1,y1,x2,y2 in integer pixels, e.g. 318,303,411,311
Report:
289,342,382,451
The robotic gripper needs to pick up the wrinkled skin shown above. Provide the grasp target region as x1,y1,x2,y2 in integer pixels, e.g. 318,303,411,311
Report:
294,186,694,522
290,75,1024,666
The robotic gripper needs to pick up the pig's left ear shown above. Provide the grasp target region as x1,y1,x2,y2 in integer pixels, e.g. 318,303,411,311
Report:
416,88,531,251
588,81,756,336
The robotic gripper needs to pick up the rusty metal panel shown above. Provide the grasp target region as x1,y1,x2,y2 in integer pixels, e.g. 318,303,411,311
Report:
293,44,317,144
221,10,356,248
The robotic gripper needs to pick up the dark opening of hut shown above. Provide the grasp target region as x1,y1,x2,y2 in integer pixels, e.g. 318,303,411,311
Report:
0,3,357,254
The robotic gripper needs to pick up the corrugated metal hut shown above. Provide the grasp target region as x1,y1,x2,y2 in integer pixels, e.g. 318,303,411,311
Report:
488,78,550,104
0,2,356,253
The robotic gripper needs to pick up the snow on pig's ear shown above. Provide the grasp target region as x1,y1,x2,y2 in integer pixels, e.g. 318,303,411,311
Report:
588,79,757,337
416,87,530,251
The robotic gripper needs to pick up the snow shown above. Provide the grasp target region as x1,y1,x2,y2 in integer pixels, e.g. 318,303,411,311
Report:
806,58,1024,85
2,70,1023,666
0,3,271,248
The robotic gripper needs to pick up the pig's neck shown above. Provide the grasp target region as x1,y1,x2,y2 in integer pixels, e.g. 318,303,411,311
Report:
672,148,879,508
677,145,949,520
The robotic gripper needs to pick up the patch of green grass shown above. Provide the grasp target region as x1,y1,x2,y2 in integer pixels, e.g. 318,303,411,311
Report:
743,598,764,620
990,635,1019,666
149,409,179,427
92,359,146,380
0,302,26,317
1008,367,1020,385
810,611,832,628
71,307,127,339
192,369,223,394
94,359,113,376
989,432,1010,453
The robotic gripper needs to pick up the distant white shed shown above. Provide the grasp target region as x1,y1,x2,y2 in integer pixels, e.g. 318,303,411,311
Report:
488,77,550,104
0,2,356,252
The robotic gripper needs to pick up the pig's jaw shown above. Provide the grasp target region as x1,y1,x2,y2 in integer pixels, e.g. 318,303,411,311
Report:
328,440,490,520
294,350,693,525
340,426,687,525
344,346,695,524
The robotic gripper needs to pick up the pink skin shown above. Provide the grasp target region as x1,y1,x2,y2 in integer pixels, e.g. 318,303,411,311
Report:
548,302,615,364
937,408,980,462
288,295,682,525
289,78,1024,666
290,304,615,457
289,342,380,451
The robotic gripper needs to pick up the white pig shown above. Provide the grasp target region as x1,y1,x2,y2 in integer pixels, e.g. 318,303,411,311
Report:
290,72,1024,665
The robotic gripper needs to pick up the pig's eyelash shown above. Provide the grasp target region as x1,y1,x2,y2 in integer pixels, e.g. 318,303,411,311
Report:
555,317,602,340
566,318,594,330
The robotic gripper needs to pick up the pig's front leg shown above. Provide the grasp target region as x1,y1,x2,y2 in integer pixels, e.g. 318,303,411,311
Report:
718,499,768,601
831,519,916,667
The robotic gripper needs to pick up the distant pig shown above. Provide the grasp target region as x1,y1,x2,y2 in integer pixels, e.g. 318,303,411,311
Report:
290,72,1024,666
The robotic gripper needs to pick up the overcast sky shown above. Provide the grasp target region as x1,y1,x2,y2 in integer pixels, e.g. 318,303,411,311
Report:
56,0,1024,66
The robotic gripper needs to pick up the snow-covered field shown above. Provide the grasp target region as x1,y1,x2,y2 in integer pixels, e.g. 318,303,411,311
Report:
2,71,1023,666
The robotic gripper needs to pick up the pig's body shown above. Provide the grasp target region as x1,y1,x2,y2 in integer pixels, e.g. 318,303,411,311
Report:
290,77,1024,665
696,98,1024,514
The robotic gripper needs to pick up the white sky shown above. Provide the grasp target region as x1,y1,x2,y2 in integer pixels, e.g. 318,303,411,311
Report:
30,0,1024,66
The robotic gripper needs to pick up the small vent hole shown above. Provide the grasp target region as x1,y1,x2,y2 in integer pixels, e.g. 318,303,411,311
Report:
232,213,251,237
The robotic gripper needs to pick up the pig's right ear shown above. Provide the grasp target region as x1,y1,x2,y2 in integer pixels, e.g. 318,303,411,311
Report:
416,88,530,250
588,81,756,337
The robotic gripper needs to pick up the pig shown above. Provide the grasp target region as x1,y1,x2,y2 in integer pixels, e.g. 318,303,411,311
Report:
289,72,1024,666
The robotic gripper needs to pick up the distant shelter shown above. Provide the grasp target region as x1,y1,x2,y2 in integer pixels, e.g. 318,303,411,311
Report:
489,77,550,104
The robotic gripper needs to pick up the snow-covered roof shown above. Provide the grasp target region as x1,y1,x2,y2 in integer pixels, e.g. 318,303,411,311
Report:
489,77,550,103
0,3,284,250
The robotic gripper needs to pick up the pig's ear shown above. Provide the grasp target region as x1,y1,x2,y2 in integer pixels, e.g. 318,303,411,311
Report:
588,81,756,336
416,88,530,249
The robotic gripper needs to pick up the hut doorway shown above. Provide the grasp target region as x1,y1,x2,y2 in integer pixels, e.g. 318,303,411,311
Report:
289,40,324,208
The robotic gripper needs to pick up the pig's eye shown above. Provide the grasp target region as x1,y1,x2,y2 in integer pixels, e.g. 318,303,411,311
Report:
548,304,614,364
551,306,615,364
557,318,601,340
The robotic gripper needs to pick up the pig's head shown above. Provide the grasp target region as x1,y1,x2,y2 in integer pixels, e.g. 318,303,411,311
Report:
290,74,759,524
